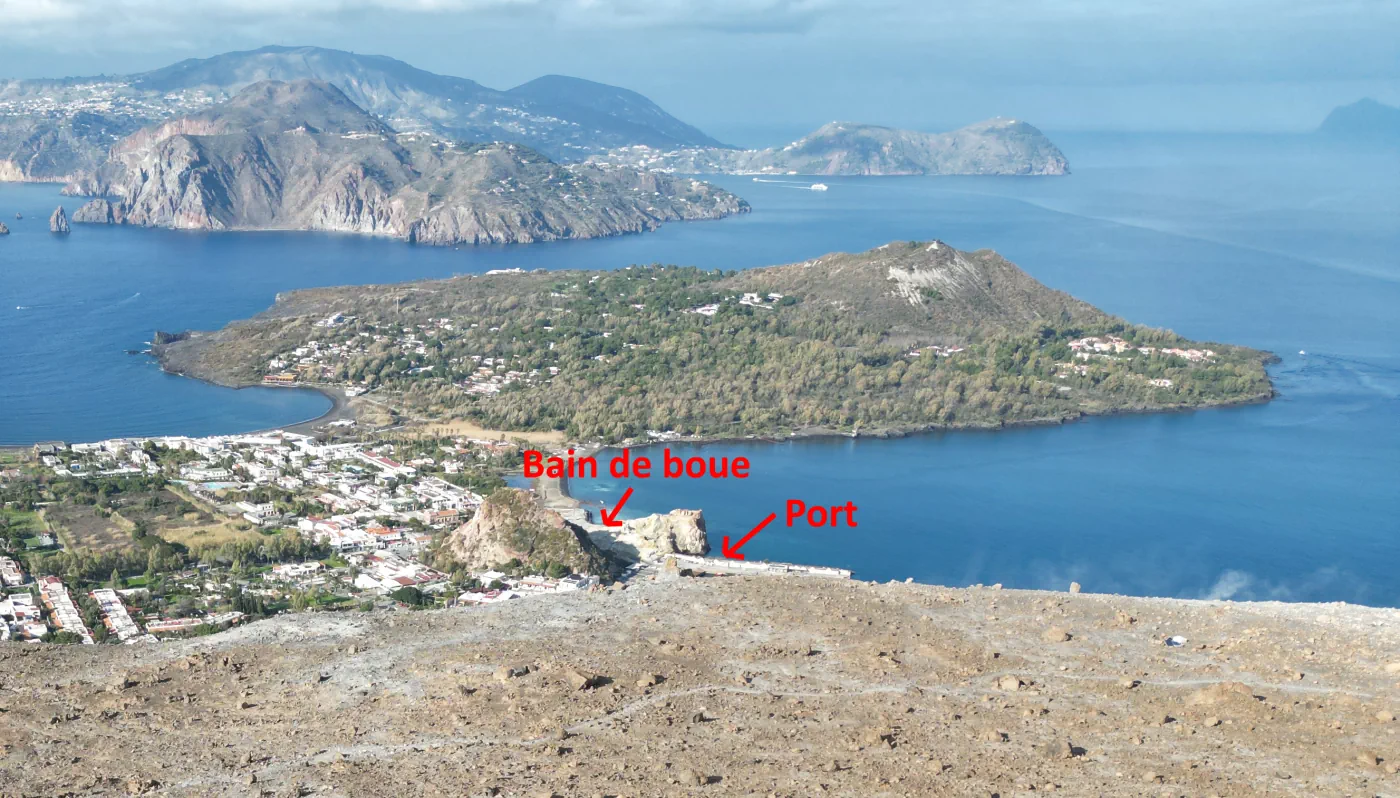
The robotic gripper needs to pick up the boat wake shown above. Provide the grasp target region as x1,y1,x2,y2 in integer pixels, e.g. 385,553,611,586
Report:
751,178,831,191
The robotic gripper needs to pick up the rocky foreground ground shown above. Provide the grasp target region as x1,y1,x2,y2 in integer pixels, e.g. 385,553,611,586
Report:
1,574,1397,797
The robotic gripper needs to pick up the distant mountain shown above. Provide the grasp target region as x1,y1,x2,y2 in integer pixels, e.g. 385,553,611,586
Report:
66,80,746,245
0,45,727,182
591,118,1069,176
1317,99,1400,146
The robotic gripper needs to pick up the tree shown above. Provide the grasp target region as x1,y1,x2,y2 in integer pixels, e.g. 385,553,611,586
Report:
108,568,121,590
389,586,425,606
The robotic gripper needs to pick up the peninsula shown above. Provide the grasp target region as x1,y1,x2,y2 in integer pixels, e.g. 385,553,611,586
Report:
590,118,1070,176
63,80,746,246
154,240,1273,441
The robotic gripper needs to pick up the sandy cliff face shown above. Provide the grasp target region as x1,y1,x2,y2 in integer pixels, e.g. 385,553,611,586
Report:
619,509,709,556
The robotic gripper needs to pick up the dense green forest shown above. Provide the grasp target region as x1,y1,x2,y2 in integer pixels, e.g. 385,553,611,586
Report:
175,242,1274,442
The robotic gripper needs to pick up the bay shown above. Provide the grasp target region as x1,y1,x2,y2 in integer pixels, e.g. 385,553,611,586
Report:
2,132,1397,604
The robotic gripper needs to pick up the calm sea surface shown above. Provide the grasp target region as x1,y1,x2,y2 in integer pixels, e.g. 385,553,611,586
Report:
2,134,1397,604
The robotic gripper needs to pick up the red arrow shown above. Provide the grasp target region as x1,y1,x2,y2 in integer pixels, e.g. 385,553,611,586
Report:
721,513,777,560
598,487,633,528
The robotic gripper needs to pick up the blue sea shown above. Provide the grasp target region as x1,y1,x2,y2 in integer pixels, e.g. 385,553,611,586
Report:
2,133,1397,604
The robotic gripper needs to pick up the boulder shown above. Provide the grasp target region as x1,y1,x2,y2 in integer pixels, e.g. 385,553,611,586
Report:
618,509,709,556
0,221,9,235
74,198,122,224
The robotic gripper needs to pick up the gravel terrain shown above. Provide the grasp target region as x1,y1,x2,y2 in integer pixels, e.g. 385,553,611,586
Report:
1,573,1397,797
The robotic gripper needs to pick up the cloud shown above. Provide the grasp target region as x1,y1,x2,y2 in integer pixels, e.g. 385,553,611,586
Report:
0,0,831,42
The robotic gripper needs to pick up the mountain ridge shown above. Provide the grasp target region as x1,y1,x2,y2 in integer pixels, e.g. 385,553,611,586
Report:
0,45,727,182
66,79,747,245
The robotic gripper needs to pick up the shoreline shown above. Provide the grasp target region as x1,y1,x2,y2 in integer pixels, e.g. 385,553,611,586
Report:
547,384,1278,457
0,380,1274,451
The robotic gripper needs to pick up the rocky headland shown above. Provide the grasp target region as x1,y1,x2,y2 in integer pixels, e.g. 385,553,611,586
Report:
593,118,1070,176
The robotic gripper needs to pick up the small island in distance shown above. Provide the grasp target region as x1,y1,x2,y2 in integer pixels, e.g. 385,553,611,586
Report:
590,119,1070,176
155,240,1272,442
1316,98,1400,146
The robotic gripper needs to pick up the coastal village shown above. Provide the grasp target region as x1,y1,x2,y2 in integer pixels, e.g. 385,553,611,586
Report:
260,312,556,396
0,429,608,647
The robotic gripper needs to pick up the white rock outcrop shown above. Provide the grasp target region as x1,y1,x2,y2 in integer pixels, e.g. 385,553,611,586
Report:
618,509,709,556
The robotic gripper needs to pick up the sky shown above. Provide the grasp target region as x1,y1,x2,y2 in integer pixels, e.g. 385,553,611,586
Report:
1,0,1397,139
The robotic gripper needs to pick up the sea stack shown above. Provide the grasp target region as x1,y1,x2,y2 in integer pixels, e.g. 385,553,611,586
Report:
0,222,9,235
50,206,70,234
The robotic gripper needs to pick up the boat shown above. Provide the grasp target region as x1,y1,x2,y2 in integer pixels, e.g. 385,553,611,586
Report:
810,183,829,191
1299,350,1306,356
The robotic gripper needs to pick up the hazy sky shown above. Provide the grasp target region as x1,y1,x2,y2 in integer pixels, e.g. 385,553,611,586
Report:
2,0,1397,138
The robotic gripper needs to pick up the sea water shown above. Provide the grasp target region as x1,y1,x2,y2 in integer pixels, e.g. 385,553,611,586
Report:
1,133,1396,603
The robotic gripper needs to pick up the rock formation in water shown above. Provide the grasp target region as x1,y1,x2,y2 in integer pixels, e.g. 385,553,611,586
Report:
619,510,710,556
63,79,745,245
49,205,69,233
0,221,8,235
593,119,1069,176
442,488,619,575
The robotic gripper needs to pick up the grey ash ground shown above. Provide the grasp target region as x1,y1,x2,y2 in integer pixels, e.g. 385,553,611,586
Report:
1,574,1396,797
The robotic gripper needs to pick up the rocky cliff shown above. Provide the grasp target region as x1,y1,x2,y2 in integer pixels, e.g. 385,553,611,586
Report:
49,205,69,233
594,118,1069,176
63,80,745,244
442,488,619,575
618,509,710,556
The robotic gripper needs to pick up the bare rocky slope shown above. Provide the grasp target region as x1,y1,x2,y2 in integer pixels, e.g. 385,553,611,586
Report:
592,119,1069,176
1,573,1396,796
441,488,620,576
63,80,745,245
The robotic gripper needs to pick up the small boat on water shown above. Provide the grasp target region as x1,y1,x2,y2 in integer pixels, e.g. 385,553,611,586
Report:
810,183,829,191
1299,350,1307,356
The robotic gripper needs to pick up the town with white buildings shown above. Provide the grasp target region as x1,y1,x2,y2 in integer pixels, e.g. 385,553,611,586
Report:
259,315,553,396
2,427,598,647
